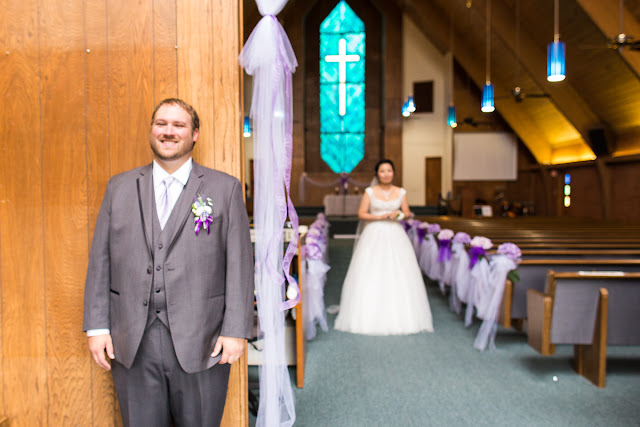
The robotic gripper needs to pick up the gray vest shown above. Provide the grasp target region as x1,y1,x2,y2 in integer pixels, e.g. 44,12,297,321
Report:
146,182,187,329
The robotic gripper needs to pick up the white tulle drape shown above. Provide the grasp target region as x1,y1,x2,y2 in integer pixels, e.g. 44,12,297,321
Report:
473,255,518,351
239,2,298,425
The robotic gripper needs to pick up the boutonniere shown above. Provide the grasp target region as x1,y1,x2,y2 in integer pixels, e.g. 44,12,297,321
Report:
192,194,214,235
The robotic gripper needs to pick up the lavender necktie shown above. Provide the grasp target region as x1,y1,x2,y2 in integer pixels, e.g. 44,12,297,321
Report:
158,176,175,229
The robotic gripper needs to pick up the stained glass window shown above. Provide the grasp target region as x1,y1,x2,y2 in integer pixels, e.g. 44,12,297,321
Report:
320,1,365,173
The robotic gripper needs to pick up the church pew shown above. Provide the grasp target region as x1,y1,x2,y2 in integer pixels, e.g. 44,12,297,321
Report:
527,271,640,387
521,249,640,259
499,259,640,329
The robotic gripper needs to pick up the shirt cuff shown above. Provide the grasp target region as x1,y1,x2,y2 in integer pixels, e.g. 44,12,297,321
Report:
87,329,110,337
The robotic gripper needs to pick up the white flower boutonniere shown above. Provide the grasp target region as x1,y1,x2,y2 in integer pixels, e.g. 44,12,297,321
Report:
192,194,214,235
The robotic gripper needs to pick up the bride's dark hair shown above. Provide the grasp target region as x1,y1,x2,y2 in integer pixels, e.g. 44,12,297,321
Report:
374,159,395,178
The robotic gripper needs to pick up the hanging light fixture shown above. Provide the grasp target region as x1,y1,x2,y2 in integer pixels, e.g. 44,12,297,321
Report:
547,0,566,82
448,8,457,128
402,101,410,117
243,116,251,137
481,0,495,112
407,96,416,113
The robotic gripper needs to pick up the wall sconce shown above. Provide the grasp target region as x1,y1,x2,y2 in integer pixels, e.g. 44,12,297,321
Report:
243,116,251,137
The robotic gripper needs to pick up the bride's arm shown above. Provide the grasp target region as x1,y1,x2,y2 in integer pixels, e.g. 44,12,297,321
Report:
400,192,411,218
358,192,388,221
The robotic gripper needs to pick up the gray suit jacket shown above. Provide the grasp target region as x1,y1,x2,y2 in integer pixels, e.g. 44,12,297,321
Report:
83,162,254,373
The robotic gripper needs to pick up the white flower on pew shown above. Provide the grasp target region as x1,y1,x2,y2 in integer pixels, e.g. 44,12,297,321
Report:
438,229,454,240
497,242,522,262
470,236,493,250
427,223,441,234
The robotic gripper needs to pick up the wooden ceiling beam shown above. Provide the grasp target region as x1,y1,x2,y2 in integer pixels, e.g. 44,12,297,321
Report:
402,0,552,162
577,0,640,79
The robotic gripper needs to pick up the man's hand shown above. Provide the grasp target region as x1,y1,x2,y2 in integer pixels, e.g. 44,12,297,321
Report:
211,336,246,364
88,334,115,370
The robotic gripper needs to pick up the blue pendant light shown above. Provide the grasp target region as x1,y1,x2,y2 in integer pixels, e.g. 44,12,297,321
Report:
402,101,410,117
481,0,495,113
547,0,565,82
447,105,457,128
243,116,251,137
481,83,495,113
407,96,416,113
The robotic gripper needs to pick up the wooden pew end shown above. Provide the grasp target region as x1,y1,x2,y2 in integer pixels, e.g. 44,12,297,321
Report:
573,288,608,388
526,289,555,356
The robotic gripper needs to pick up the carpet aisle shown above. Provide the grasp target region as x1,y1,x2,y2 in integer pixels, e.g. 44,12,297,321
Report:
252,238,640,426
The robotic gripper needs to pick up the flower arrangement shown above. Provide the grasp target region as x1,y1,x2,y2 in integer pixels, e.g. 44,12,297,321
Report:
469,236,492,269
427,223,441,234
192,194,214,235
497,242,522,283
452,231,471,245
438,229,454,240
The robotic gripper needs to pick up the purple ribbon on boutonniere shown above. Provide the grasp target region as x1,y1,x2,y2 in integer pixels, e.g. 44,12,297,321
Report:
192,195,214,236
437,239,452,262
469,246,486,269
416,227,427,244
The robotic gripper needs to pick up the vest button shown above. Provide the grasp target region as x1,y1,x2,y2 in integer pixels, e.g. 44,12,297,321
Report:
156,265,161,271
143,299,148,306
147,267,152,274
158,243,163,249
156,309,161,314
155,288,161,293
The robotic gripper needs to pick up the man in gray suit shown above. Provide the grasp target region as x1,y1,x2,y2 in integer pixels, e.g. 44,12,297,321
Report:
83,98,254,426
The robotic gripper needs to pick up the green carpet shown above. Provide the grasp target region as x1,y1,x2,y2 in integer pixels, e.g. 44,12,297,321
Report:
251,239,640,426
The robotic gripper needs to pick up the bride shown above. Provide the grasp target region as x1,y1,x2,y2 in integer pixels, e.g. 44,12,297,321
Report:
334,160,434,335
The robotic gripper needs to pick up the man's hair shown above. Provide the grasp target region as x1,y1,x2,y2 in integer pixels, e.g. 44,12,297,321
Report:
150,98,200,131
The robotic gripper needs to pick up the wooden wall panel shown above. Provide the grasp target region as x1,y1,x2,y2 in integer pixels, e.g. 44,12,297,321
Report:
0,1,245,425
153,0,178,103
177,0,215,167
0,1,48,425
84,0,118,423
211,0,242,177
38,1,92,424
107,0,155,174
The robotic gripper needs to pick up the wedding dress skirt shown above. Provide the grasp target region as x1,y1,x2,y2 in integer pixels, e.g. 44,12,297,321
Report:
335,188,434,335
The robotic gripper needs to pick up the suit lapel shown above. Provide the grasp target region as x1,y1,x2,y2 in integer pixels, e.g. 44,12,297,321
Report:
136,163,154,260
166,162,205,251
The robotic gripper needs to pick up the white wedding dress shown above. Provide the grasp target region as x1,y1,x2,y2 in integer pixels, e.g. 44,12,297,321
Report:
335,187,434,335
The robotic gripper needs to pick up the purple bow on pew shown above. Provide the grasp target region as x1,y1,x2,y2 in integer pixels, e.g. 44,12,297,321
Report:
469,246,486,269
437,239,452,262
416,227,428,245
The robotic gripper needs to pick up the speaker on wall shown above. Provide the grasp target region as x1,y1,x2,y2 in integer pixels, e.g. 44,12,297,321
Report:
413,81,434,113
588,128,610,157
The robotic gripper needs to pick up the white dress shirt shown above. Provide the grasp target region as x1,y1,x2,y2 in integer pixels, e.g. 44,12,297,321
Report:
87,158,193,337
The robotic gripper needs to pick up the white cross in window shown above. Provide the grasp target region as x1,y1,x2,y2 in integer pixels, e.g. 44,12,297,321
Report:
324,38,360,116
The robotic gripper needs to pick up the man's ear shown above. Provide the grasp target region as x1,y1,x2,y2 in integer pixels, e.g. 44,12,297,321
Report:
192,128,200,144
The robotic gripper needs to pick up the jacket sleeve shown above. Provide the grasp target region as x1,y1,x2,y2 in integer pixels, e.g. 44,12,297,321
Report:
83,180,112,331
220,179,255,338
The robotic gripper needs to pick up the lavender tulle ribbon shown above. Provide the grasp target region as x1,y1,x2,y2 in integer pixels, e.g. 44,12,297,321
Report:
401,220,412,232
416,227,427,244
437,239,452,262
469,246,486,269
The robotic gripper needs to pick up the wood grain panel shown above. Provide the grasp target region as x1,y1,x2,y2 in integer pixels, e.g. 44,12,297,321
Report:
212,0,242,177
153,0,178,103
177,0,215,167
83,1,119,424
107,0,155,174
38,1,92,424
0,0,48,424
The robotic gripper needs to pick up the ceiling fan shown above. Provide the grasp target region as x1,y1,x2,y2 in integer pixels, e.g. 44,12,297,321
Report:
606,0,640,52
459,116,494,127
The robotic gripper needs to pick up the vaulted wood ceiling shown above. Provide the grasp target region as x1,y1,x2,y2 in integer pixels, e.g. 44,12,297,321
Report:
244,0,640,165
